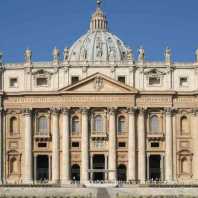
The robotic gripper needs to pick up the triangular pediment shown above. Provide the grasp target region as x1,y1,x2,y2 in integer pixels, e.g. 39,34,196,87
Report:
59,73,138,94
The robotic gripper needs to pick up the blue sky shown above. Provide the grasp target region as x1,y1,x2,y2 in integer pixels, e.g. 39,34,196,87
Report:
0,0,198,62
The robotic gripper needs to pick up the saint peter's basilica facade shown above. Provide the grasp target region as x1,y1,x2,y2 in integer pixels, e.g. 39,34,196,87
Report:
1,1,198,185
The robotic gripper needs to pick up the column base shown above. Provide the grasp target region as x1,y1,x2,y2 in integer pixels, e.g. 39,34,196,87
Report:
61,179,71,186
23,179,34,185
52,179,60,185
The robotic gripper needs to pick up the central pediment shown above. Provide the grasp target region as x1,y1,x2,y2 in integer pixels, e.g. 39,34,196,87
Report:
59,73,138,94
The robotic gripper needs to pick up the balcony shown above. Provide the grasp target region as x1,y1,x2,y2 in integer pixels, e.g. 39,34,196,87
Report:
34,130,50,141
91,131,108,140
147,132,164,141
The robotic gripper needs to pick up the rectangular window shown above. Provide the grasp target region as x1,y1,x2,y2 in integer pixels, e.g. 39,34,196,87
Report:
36,77,48,87
38,142,47,148
149,77,160,86
9,78,18,88
118,76,126,84
72,142,79,148
118,142,126,148
71,76,79,84
151,142,160,148
179,77,188,87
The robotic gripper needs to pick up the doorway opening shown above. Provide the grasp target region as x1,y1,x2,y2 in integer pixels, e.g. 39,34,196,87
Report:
93,154,105,181
149,155,161,181
71,164,80,181
36,155,49,181
117,164,127,181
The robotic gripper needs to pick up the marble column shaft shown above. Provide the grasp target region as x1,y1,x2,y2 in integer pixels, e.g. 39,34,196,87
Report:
81,108,89,182
165,108,173,182
138,108,146,183
52,109,60,183
62,108,70,184
108,108,116,181
128,108,136,181
23,109,33,184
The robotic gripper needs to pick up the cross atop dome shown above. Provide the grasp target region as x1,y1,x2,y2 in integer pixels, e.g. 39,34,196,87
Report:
96,0,102,8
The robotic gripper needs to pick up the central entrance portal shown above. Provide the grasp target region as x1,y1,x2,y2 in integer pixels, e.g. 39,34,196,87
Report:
93,155,105,181
149,155,161,180
36,155,49,181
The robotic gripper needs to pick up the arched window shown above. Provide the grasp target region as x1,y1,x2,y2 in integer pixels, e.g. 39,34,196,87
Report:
37,116,48,135
72,116,80,133
10,157,18,175
94,115,103,132
118,116,126,133
181,116,188,134
10,117,17,135
150,115,160,133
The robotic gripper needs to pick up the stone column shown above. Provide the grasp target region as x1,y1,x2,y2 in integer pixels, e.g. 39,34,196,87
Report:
23,109,33,184
165,108,173,182
81,108,89,183
192,109,198,180
128,107,136,181
61,108,70,185
108,108,116,181
51,109,60,184
0,108,3,184
138,108,146,183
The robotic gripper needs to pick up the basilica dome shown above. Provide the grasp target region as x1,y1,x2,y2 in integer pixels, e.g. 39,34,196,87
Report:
67,2,131,63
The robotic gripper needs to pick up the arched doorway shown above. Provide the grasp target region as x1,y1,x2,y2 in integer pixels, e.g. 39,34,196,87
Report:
149,155,161,180
36,155,49,181
117,164,127,181
71,164,80,181
93,154,105,181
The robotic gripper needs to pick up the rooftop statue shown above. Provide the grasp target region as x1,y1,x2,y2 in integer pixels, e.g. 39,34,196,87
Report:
165,47,172,64
64,47,69,61
52,47,60,62
24,48,32,63
195,49,198,63
138,46,145,62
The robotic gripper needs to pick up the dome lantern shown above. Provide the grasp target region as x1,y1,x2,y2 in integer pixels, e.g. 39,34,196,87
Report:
90,0,108,32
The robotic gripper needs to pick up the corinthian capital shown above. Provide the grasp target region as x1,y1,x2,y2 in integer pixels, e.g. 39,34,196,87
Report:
23,108,32,116
165,107,175,116
128,107,138,115
62,107,70,115
80,107,89,115
50,108,60,115
108,107,117,115
192,108,198,116
138,107,147,115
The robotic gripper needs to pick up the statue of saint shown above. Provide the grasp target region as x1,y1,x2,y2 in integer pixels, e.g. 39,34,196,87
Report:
195,49,198,63
24,48,32,63
64,47,69,61
0,51,3,64
138,46,144,62
127,48,133,61
165,47,172,64
52,47,60,62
